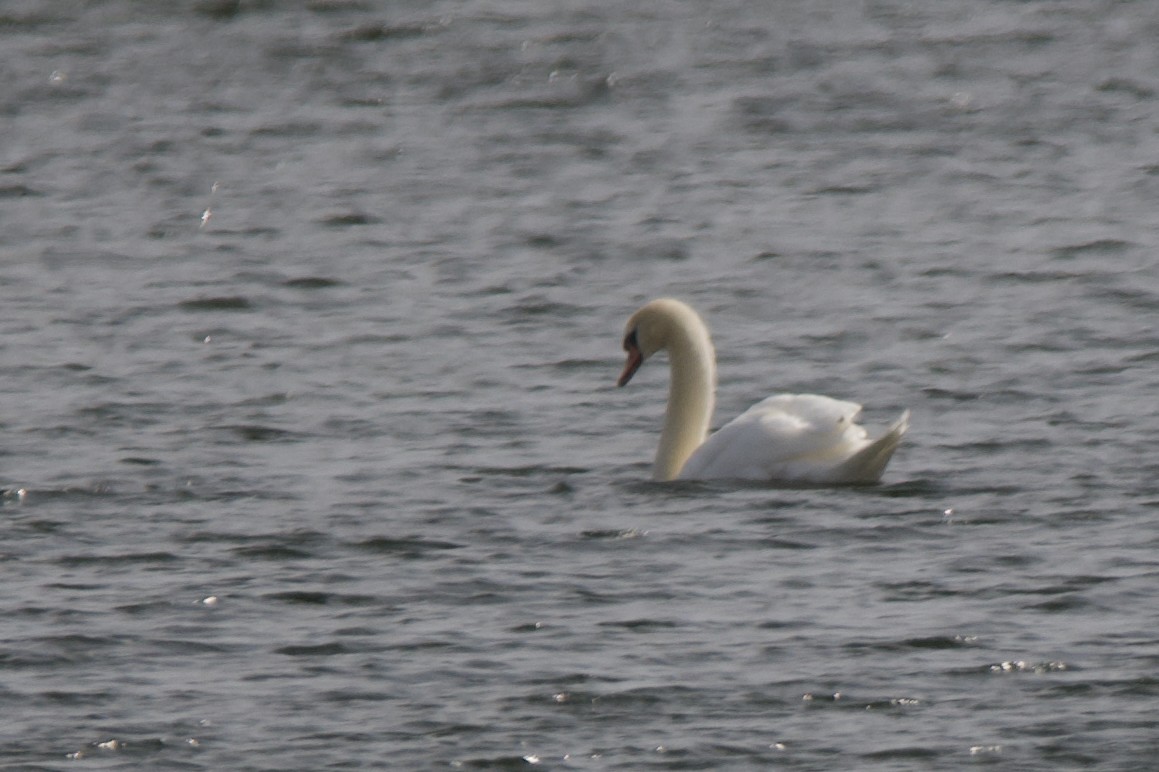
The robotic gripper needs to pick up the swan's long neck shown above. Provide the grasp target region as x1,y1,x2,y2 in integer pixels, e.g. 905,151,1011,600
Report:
654,317,716,481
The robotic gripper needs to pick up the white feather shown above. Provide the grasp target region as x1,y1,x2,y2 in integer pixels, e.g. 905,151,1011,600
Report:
679,395,910,483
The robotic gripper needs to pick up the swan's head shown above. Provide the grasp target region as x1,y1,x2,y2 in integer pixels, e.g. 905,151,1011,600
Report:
617,298,697,387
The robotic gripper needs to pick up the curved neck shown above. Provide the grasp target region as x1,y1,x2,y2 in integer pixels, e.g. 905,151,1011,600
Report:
653,324,716,480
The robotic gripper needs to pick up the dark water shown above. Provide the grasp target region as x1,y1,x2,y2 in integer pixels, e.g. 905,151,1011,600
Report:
3,0,1159,768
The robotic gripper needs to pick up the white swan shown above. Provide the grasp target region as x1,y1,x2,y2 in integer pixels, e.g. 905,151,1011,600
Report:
617,298,909,483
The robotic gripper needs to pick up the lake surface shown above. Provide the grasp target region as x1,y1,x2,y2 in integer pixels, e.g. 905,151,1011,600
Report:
3,0,1159,768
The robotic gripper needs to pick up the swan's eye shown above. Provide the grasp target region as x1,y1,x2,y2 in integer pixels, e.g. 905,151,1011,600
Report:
623,328,639,352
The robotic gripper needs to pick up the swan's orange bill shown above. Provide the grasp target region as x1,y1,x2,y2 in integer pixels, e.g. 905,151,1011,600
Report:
618,349,643,387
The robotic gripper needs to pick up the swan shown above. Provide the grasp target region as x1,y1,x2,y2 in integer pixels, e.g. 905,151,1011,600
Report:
617,298,909,483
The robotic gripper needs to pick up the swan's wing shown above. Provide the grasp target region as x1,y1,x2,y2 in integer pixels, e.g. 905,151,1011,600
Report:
678,394,903,483
832,410,910,483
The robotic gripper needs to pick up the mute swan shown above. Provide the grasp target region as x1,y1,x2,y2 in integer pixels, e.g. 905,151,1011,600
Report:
617,298,909,483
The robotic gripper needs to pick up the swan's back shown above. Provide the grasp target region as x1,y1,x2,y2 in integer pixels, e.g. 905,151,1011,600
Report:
677,394,908,484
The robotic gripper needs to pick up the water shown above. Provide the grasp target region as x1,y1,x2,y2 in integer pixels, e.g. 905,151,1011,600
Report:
3,0,1159,768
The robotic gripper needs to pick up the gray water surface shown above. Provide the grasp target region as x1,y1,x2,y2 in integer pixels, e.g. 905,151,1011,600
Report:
3,1,1159,769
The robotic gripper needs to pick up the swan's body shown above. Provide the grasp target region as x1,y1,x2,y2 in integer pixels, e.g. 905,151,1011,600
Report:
617,298,908,484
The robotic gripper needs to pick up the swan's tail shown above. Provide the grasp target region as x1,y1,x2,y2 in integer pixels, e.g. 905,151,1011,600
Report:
836,410,910,484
